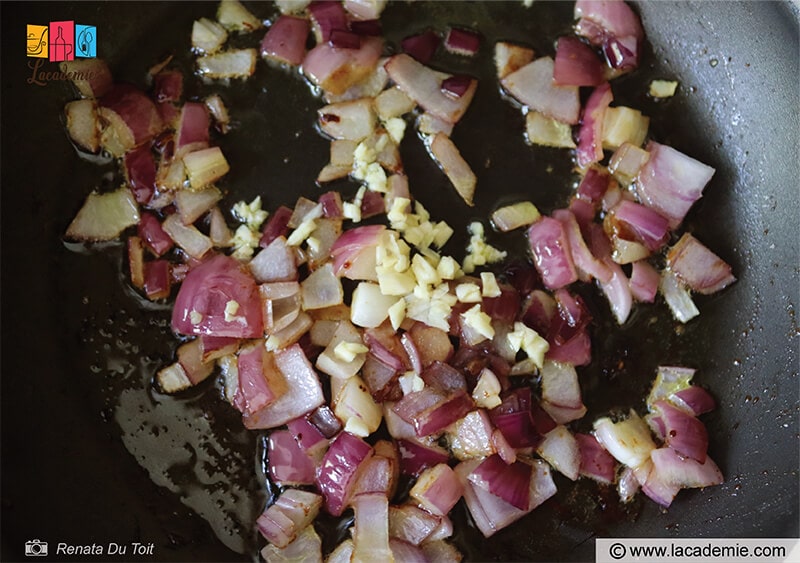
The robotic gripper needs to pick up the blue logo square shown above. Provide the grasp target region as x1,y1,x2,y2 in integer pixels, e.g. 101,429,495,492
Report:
75,24,96,58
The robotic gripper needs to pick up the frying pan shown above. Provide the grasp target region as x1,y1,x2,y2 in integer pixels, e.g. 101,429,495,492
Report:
1,1,798,561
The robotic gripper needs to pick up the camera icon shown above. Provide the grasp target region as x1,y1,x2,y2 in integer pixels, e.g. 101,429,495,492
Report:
25,540,48,557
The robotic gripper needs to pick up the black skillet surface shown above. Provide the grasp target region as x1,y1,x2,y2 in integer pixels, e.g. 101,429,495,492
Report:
1,1,798,561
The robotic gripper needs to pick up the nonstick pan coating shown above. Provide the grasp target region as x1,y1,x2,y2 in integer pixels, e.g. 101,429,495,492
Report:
1,2,797,561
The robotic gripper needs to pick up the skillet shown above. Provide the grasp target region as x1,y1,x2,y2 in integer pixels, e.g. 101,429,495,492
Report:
1,1,798,561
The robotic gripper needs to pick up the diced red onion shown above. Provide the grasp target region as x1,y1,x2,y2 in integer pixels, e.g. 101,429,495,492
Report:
268,429,316,485
362,353,401,401
176,338,214,384
576,432,617,484
303,36,383,96
429,132,477,206
577,166,610,205
421,361,466,394
576,82,612,168
441,74,472,98
394,388,473,437
309,0,349,42
360,190,385,219
528,216,578,290
407,322,454,367
401,30,441,64
449,409,494,460
671,386,716,417
234,345,282,416
553,209,612,283
396,438,450,477
124,146,157,204
400,333,422,374
316,431,373,516
349,19,382,36
319,191,344,218
175,102,210,158
261,16,309,66
243,344,325,429
257,206,291,248
660,269,700,323
612,199,669,251
309,404,343,439
257,488,322,548
617,466,640,502
172,254,262,337
649,446,723,489
144,259,171,300
388,505,440,546
667,233,736,295
330,224,384,279
641,458,681,507
653,400,709,462
175,186,221,225
445,27,481,56
153,70,183,103
494,41,535,80
629,259,659,302
384,54,477,124
127,236,145,289
352,493,392,562
351,447,397,497
100,83,163,148
539,360,582,409
597,256,633,324
553,36,604,86
64,99,100,153
635,141,716,229
537,425,581,481
469,455,532,511
250,236,298,283
501,57,581,125
329,29,361,50
410,463,463,516
593,411,656,468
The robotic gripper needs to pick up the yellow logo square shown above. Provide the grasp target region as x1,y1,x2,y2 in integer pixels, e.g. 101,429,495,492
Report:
27,24,49,58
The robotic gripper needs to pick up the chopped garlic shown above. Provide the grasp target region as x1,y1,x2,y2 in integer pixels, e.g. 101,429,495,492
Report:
399,371,425,395
456,283,482,303
437,255,462,280
342,202,362,223
190,310,204,325
649,79,679,98
286,217,317,246
463,221,507,274
384,117,406,144
344,417,371,438
481,272,501,297
306,236,321,254
224,299,240,322
388,298,406,331
432,221,454,248
387,196,411,227
507,322,549,368
461,304,495,340
334,341,368,363
472,368,502,409
377,268,416,296
352,137,388,192
232,196,268,230
411,254,441,286
230,224,259,260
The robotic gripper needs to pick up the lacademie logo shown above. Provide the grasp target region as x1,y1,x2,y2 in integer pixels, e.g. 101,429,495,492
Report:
27,20,96,62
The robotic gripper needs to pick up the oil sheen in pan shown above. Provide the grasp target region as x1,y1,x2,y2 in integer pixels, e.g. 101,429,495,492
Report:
69,1,722,561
